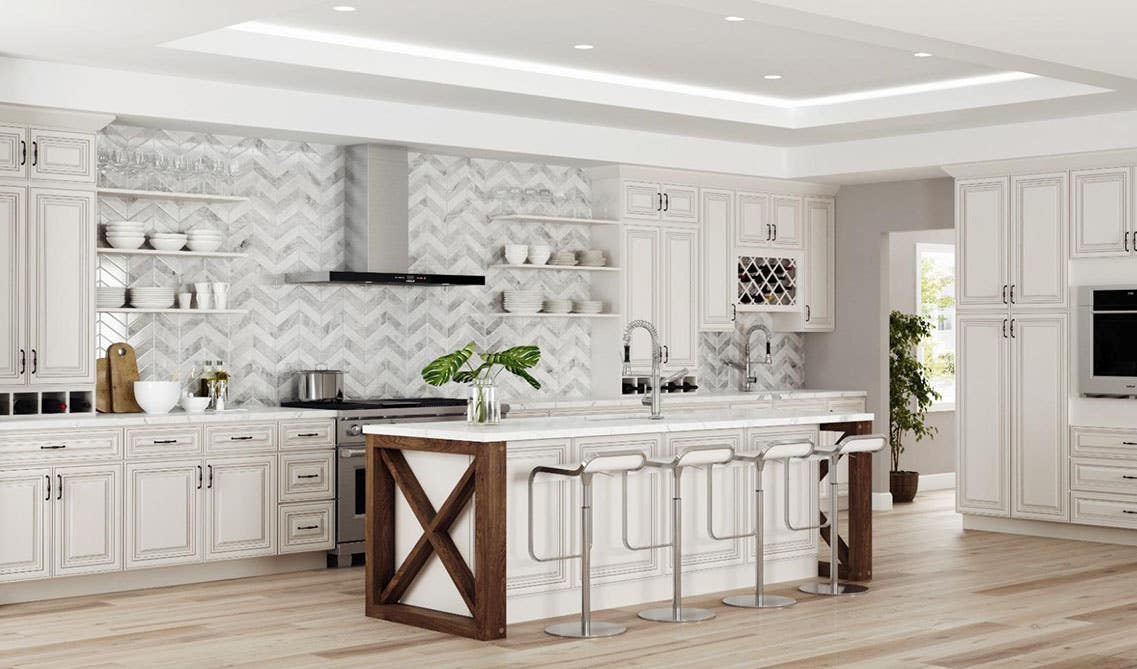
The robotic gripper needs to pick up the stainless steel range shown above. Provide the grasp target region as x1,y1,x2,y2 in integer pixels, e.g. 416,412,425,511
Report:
280,397,468,567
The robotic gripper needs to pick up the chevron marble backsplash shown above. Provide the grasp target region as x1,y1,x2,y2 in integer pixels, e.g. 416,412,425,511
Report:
95,124,803,405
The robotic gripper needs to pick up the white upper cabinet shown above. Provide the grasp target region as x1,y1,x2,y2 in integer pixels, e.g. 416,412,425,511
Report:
659,183,698,223
1011,172,1068,309
28,128,96,184
661,227,698,369
699,188,733,331
735,192,770,247
770,195,803,249
803,197,836,330
956,177,1010,310
622,225,660,369
0,125,26,179
26,188,95,386
1072,167,1130,257
623,180,662,220
0,187,24,385
956,314,1011,516
620,180,697,223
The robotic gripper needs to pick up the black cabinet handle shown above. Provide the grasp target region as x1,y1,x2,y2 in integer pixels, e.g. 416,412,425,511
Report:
230,436,254,441
1123,510,1137,515
207,465,214,489
656,192,662,212
772,223,778,241
1122,441,1137,446
297,525,320,531
153,439,178,444
39,444,66,450
731,304,736,322
1002,318,1007,338
1010,319,1016,339
297,433,319,438
1122,475,1137,480
45,474,51,501
662,345,669,364
18,349,24,375
57,474,62,500
197,465,203,490
297,474,320,479
1127,231,1131,253
30,349,36,374
1002,284,1008,304
805,305,811,322
19,140,26,166
1010,285,1015,304
31,141,37,167
766,223,772,241
663,192,669,211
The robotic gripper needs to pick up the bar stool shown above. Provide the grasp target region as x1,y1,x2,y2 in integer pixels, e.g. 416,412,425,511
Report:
706,437,816,609
798,433,886,597
622,444,736,623
528,450,648,638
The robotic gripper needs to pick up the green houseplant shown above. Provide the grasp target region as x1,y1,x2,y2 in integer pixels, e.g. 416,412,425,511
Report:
889,311,941,502
421,343,541,424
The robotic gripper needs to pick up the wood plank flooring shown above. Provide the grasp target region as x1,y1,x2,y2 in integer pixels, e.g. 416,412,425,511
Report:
5,490,1137,668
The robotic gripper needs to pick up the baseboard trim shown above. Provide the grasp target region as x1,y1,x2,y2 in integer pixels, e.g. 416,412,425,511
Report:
872,492,893,511
919,472,956,491
962,514,1137,547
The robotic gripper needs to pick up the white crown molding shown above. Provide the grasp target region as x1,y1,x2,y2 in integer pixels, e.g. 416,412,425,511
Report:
0,103,115,132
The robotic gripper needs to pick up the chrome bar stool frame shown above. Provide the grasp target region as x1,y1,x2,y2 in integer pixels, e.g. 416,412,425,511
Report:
622,444,736,623
707,437,816,609
528,450,648,638
797,433,886,597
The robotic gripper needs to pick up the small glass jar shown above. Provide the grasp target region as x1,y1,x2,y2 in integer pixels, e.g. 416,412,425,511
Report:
467,379,501,425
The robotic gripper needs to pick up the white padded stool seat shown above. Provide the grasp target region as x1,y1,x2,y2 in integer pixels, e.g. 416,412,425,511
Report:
583,452,648,474
835,435,885,454
648,446,735,469
737,439,814,462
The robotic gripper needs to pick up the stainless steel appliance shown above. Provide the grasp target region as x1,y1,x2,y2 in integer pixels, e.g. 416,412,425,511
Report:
280,397,469,567
1079,286,1137,396
296,369,345,402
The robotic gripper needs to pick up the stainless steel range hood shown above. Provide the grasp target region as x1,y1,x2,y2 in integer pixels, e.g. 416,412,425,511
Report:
285,145,485,287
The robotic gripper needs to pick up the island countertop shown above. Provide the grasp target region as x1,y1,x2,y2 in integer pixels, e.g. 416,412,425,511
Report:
363,407,874,443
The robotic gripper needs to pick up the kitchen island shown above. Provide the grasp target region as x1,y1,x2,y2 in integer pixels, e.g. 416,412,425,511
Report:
363,407,875,640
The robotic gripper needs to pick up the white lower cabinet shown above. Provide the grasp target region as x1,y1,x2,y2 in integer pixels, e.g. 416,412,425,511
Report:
671,431,747,572
205,455,277,560
125,460,203,569
748,428,819,556
278,501,335,554
278,451,334,502
505,439,574,594
0,468,50,581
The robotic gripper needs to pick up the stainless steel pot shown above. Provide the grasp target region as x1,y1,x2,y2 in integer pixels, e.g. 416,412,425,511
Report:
296,368,344,402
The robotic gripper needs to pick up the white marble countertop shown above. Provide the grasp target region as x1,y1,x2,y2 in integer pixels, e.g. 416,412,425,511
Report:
364,408,875,443
0,406,338,432
508,389,867,413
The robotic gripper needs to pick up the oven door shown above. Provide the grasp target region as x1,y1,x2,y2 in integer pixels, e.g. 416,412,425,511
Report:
1082,307,1137,395
336,446,368,547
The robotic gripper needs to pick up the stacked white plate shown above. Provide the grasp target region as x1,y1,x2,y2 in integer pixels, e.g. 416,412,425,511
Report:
148,232,187,251
503,289,543,314
187,228,224,253
96,287,127,309
105,221,147,249
543,298,573,314
549,250,578,266
129,286,176,309
573,299,604,314
580,249,607,267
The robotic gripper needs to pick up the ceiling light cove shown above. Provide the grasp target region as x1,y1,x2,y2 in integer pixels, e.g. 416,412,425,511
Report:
764,74,782,80
331,5,356,12
724,16,745,22
913,52,933,58
573,44,594,50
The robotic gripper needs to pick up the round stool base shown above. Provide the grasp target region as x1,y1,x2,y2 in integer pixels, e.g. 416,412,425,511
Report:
722,593,797,609
544,621,627,638
798,582,869,597
637,606,716,623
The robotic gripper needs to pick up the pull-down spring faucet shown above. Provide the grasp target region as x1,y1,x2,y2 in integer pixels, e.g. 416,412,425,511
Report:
727,323,773,392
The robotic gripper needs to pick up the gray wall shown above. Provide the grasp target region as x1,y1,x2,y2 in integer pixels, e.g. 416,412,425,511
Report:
886,229,956,476
805,178,955,492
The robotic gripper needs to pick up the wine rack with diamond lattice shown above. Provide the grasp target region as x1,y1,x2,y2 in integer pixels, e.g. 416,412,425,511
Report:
737,256,798,311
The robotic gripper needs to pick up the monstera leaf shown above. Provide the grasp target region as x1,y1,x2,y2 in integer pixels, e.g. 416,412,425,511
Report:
420,343,541,389
421,343,475,386
483,345,542,389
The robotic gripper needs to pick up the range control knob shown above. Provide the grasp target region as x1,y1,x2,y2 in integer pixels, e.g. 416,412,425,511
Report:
347,424,363,436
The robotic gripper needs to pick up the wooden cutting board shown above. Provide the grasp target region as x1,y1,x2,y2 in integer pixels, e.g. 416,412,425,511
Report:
95,357,111,413
107,342,142,413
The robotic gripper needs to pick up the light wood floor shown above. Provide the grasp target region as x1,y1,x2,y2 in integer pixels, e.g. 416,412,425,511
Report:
6,490,1137,668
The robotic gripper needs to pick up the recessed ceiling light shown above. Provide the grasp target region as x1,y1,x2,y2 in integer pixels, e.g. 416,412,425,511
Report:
764,74,782,80
724,16,745,22
913,51,933,58
573,44,594,50
332,5,356,12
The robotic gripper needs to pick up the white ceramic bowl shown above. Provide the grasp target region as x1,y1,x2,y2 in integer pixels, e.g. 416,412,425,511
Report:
133,381,182,415
106,236,146,250
187,239,223,253
181,395,212,413
528,247,552,265
504,244,528,265
149,237,186,251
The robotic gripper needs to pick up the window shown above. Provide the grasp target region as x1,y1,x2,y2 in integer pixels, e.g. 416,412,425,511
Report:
916,243,955,408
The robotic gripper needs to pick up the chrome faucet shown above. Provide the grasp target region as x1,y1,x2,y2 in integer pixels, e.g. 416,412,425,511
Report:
727,323,773,392
622,319,665,420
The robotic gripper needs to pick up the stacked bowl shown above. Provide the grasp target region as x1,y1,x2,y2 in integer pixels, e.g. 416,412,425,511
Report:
148,232,187,251
574,299,604,314
503,289,543,314
549,250,577,266
504,244,528,265
580,249,607,267
105,221,146,249
129,286,176,309
187,228,223,252
527,244,551,266
96,287,127,309
543,298,573,314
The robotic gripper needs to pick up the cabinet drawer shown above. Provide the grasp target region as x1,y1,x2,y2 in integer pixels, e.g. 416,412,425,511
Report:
0,429,122,463
204,423,276,454
1071,459,1137,495
1071,427,1137,460
278,419,335,451
1071,492,1137,530
125,426,202,458
28,128,95,183
278,501,334,554
828,398,866,413
278,451,335,502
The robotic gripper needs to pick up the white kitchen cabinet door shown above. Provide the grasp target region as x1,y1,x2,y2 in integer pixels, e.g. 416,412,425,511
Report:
662,227,699,369
957,178,1010,309
660,183,698,224
623,180,662,220
0,125,25,179
504,440,573,594
0,468,50,582
699,188,733,331
956,315,1011,516
1011,314,1068,521
747,428,819,557
770,195,803,249
28,128,95,184
736,192,770,247
623,225,660,369
803,197,835,331
671,432,746,573
125,460,203,569
27,188,94,385
1012,173,1068,309
0,186,25,385
53,464,122,576
1071,167,1130,258
205,456,276,561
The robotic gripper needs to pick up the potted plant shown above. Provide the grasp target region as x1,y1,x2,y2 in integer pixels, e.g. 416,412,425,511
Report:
888,311,941,503
421,342,541,425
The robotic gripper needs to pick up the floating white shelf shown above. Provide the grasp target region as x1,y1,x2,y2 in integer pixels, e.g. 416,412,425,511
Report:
491,214,620,226
96,308,246,315
494,264,620,272
97,188,247,203
496,312,618,319
97,248,247,259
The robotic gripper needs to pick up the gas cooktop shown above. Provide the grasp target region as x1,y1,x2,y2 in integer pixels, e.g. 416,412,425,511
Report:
280,397,467,411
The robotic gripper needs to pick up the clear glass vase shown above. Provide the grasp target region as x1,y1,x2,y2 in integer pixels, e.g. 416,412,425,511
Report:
467,379,501,425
